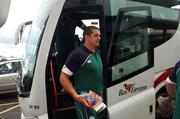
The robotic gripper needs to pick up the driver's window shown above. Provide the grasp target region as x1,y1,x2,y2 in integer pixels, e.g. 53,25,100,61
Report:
109,9,151,81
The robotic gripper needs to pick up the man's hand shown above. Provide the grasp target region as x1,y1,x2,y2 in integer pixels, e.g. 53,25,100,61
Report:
74,91,103,108
74,94,91,108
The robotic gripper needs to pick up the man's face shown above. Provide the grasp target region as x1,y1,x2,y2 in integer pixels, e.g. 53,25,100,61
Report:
86,29,101,47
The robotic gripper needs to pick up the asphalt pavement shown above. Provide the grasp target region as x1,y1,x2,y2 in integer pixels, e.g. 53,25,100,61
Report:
0,92,173,119
0,93,20,119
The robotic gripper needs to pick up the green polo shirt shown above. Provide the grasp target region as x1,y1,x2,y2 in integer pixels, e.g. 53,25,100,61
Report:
62,45,103,97
168,61,180,119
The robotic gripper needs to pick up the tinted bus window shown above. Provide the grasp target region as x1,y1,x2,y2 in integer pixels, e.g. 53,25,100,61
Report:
106,0,179,83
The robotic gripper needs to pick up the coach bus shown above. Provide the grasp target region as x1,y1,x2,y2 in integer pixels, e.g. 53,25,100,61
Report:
16,0,180,119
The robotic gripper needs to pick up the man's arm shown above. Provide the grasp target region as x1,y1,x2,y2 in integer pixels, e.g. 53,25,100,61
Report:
165,81,176,100
60,72,90,107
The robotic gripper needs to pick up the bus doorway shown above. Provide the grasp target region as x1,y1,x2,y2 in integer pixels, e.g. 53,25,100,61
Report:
46,6,106,119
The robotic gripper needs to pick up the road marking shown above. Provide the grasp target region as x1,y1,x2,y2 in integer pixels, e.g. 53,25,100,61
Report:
0,104,20,115
0,102,19,107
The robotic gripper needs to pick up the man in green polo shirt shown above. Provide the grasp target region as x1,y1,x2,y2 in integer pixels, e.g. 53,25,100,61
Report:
60,26,104,119
165,61,180,119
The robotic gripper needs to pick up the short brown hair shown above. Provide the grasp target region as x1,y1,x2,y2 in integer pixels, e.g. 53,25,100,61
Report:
82,26,99,43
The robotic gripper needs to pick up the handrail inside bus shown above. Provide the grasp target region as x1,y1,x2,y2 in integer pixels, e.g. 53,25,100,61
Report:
50,60,58,112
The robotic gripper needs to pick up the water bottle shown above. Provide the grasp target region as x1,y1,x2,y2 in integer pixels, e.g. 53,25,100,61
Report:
80,91,96,106
86,95,96,106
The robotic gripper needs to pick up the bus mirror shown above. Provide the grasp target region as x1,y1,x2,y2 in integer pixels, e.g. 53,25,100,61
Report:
15,21,32,45
0,0,11,28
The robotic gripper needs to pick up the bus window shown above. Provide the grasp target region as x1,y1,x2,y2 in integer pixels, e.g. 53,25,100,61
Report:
105,0,180,84
108,7,153,82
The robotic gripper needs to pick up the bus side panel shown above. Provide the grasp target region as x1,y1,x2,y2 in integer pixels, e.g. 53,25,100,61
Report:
108,88,155,119
107,68,155,119
154,29,180,74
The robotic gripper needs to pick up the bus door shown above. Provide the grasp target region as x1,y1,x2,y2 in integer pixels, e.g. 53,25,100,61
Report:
46,5,105,119
106,6,155,119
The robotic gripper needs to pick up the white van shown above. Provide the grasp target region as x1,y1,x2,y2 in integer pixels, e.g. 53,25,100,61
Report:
0,0,11,28
0,0,36,58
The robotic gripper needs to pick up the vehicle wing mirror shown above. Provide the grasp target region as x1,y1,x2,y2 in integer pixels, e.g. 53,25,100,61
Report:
15,21,32,44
